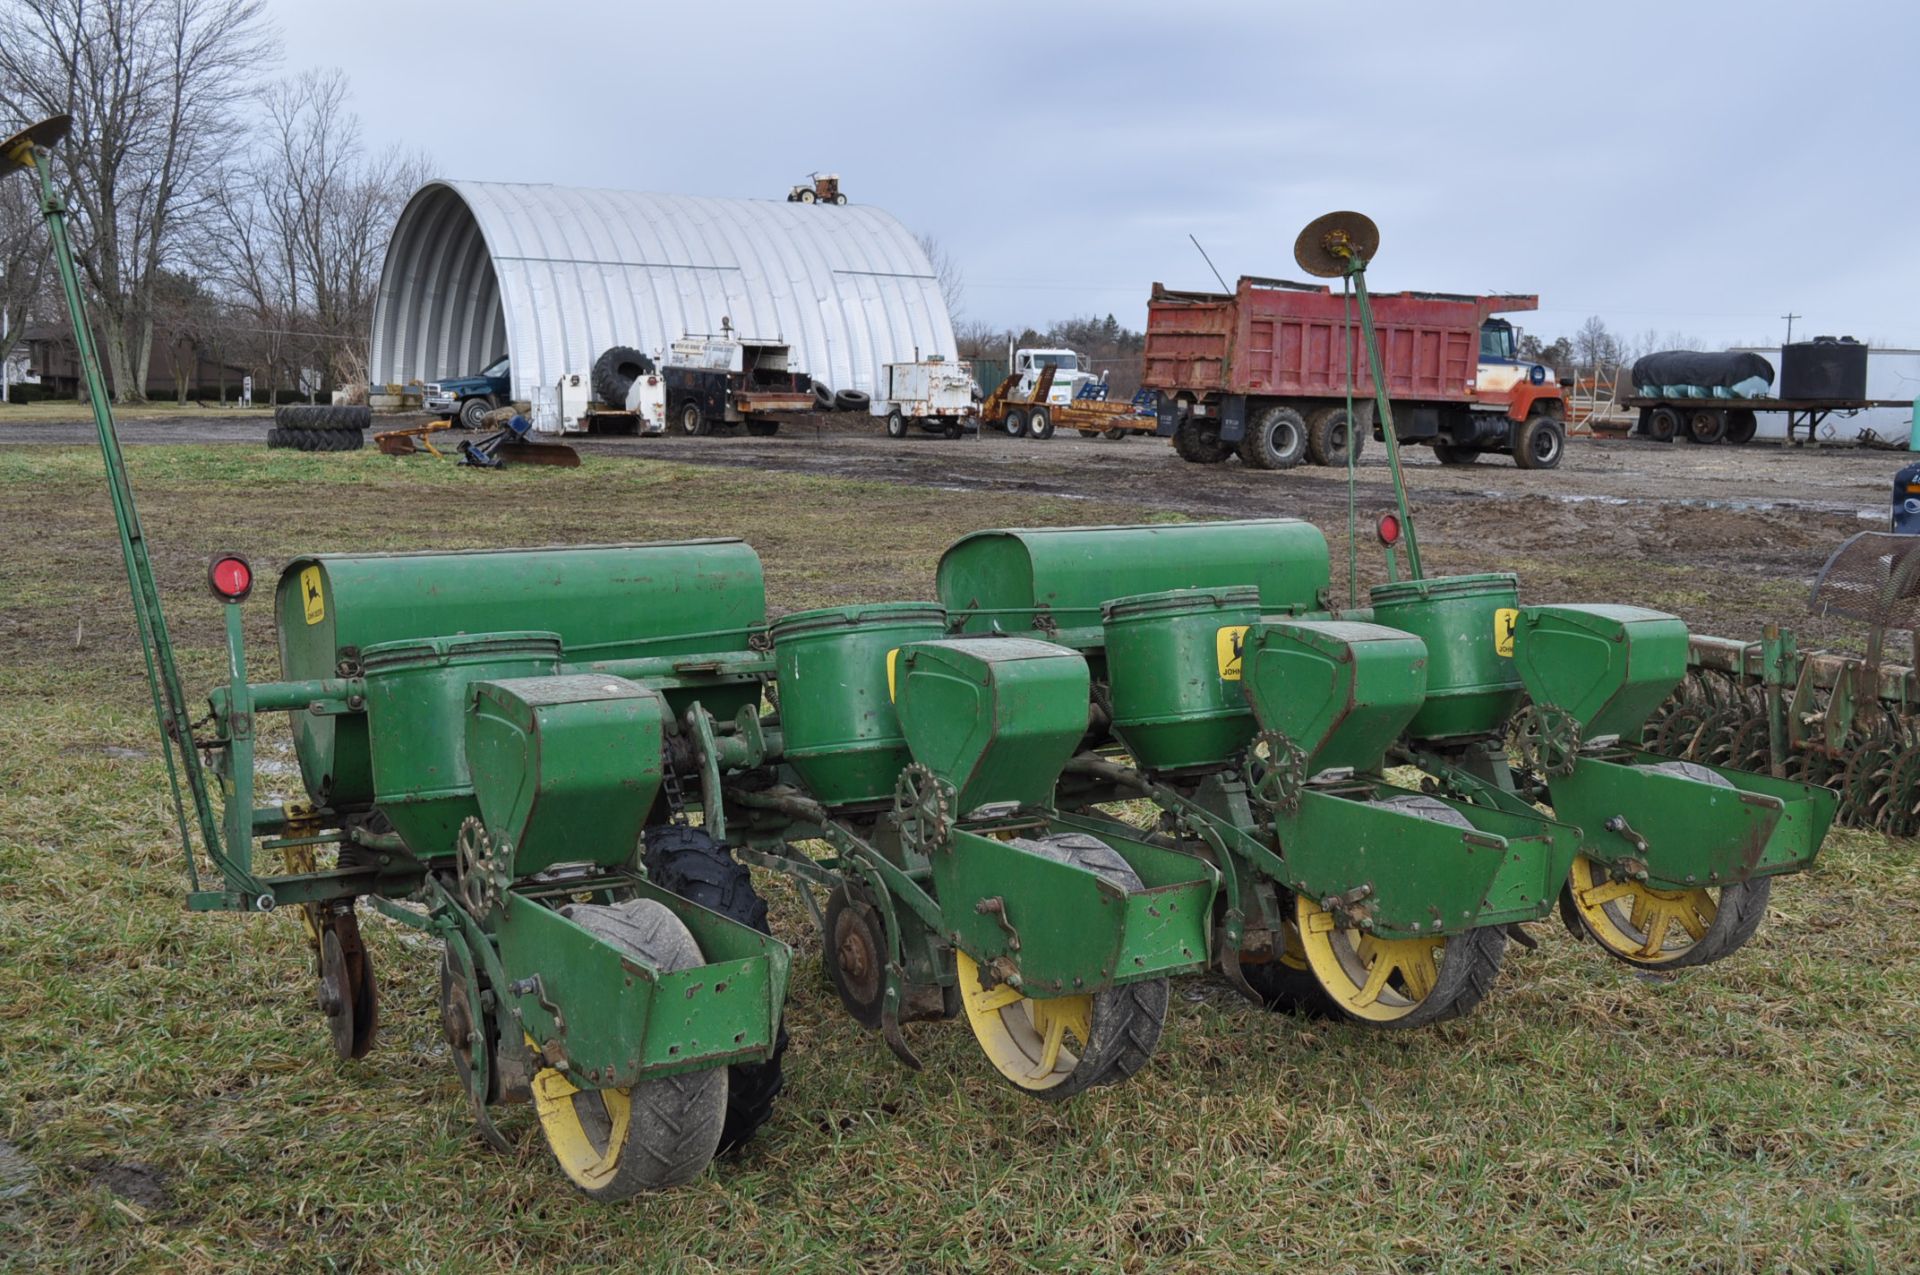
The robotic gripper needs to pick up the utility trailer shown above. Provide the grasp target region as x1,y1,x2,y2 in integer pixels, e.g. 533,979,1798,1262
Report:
662,332,813,437
979,365,1150,440
1143,276,1567,470
1618,394,1917,446
881,358,977,439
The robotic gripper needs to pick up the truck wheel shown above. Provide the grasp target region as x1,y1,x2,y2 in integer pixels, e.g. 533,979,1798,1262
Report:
1686,409,1727,445
1003,408,1028,437
1103,427,1128,441
458,397,492,431
1513,415,1565,470
1645,406,1680,443
943,420,964,439
1172,419,1230,464
885,409,908,438
1726,408,1758,445
1433,443,1481,466
679,401,709,436
1027,407,1054,439
1241,405,1307,470
1305,405,1364,466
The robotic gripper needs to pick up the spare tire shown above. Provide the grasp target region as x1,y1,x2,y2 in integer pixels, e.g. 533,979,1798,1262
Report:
592,345,655,409
834,389,870,413
812,380,835,410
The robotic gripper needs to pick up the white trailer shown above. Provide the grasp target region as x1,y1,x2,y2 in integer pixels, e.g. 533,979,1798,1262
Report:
554,368,666,435
882,359,977,439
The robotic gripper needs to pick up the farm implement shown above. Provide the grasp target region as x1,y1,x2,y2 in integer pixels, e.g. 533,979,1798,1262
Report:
9,110,1838,1199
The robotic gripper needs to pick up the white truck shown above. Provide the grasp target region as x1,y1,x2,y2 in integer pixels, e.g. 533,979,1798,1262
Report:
553,367,666,435
1013,348,1097,406
881,358,977,439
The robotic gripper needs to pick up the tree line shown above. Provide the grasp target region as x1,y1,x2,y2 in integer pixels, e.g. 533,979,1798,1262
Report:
0,0,426,405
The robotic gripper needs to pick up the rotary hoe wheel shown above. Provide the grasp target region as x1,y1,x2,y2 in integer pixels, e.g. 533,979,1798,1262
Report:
531,898,727,1199
1559,761,1772,969
955,834,1168,1100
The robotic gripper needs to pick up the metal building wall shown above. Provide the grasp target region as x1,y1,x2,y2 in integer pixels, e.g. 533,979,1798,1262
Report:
369,180,956,404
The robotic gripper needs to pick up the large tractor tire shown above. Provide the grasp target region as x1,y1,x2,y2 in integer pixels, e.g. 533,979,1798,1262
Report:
1239,405,1308,470
532,899,727,1198
1305,404,1366,466
641,826,786,1153
955,833,1168,1100
276,404,370,433
1513,414,1566,470
592,346,655,409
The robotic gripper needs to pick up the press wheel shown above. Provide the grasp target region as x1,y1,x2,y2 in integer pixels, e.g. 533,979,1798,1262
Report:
955,950,1166,1100
531,899,726,1198
1294,895,1506,1028
315,909,378,1060
824,886,887,1029
1560,855,1772,969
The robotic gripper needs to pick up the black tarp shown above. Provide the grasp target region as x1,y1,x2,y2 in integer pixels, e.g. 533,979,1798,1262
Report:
1630,350,1775,391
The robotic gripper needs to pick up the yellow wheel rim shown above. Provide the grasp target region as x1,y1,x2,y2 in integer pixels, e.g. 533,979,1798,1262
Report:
1295,894,1445,1023
531,1051,633,1192
1567,855,1718,964
955,950,1094,1091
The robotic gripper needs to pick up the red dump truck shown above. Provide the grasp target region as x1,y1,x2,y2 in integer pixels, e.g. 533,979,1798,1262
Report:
1143,276,1567,470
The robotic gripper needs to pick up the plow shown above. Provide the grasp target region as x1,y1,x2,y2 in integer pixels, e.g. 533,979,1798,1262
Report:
1646,530,1920,835
6,114,1845,1200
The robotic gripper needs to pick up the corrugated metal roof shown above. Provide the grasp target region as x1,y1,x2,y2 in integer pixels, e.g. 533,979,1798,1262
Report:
369,180,956,404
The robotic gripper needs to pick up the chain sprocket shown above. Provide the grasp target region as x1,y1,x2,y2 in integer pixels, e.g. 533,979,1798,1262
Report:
456,817,503,915
1244,731,1308,813
893,763,956,853
1512,703,1582,777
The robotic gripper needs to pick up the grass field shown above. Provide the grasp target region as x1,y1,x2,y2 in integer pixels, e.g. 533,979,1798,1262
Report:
0,401,276,425
1,446,1916,1272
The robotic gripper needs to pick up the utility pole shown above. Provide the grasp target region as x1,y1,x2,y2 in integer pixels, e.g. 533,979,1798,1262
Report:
1781,312,1800,345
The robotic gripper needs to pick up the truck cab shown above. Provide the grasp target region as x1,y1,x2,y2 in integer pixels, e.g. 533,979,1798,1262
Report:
1472,320,1556,404
424,354,512,429
1014,348,1094,405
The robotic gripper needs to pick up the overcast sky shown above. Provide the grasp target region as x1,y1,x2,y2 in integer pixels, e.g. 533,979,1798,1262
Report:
272,0,1916,350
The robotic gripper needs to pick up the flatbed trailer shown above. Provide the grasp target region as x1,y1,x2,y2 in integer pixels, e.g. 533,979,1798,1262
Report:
980,366,1147,440
1618,395,1916,446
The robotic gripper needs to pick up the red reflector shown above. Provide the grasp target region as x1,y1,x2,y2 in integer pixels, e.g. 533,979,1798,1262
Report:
1377,513,1402,546
208,555,253,602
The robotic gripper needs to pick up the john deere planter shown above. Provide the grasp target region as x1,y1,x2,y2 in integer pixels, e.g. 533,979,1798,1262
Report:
14,118,1841,1198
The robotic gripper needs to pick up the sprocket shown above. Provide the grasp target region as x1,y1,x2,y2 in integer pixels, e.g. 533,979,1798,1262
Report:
1512,703,1582,777
892,763,956,853
1244,731,1308,813
455,816,503,915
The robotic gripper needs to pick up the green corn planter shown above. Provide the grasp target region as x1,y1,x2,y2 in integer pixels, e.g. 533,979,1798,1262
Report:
466,674,668,877
1102,586,1262,771
276,541,766,806
1369,573,1523,742
938,519,1331,647
1240,620,1428,774
894,638,1089,813
1510,604,1689,739
360,632,563,856
771,603,947,806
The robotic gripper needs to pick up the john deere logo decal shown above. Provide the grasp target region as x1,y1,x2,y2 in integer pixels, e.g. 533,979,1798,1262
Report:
301,566,325,625
1216,625,1249,680
1494,607,1518,657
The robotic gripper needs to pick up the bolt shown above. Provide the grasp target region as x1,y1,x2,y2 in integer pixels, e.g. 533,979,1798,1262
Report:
508,977,538,997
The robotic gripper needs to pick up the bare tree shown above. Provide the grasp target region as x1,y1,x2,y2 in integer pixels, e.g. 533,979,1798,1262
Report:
0,0,275,402
0,175,49,400
916,232,964,323
1573,315,1626,375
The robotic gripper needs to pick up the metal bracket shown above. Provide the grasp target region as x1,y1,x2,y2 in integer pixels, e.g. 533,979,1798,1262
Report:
973,896,1022,951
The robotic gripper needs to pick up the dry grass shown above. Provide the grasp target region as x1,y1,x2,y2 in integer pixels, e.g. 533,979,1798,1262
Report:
0,401,276,425
1,445,1917,1272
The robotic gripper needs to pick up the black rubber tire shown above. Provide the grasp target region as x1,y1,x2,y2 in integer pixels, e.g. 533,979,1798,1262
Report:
833,389,870,413
986,833,1169,1098
1171,418,1230,464
1027,406,1054,439
640,826,785,1154
812,380,835,410
1686,408,1727,445
830,193,848,206
1433,443,1481,466
1305,404,1365,466
1240,405,1308,470
1239,924,1337,1019
886,409,908,438
944,421,965,440
1513,415,1565,470
1726,408,1759,445
458,397,493,431
275,404,370,432
745,419,779,437
1002,408,1028,437
1646,406,1680,443
549,899,727,1197
678,400,709,437
265,427,285,449
592,345,655,410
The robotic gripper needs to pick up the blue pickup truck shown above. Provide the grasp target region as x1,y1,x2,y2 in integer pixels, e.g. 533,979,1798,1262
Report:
424,354,511,428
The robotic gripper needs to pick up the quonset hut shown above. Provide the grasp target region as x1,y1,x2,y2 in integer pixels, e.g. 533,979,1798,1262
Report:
368,180,956,404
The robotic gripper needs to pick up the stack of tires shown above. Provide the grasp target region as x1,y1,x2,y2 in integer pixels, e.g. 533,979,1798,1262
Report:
267,405,370,452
